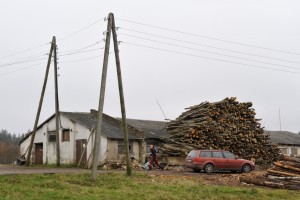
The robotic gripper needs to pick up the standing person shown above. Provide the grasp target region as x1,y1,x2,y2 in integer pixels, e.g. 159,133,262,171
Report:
149,144,164,170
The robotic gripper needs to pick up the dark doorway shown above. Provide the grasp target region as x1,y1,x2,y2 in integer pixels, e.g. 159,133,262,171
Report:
35,143,43,165
76,139,87,166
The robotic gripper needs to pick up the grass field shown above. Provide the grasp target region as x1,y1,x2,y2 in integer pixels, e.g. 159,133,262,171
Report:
0,172,299,200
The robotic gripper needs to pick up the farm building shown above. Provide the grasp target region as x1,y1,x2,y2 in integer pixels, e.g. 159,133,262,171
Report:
19,110,166,165
265,131,300,157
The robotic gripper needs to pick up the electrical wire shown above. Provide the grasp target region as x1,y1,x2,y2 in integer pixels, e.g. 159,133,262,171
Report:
119,27,300,65
122,41,300,75
0,57,48,69
59,47,105,57
0,61,47,77
58,17,105,41
0,42,50,60
59,55,104,63
119,33,300,70
59,41,103,54
117,18,300,56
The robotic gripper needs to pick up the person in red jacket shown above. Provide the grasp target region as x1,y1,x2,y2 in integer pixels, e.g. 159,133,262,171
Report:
149,144,164,170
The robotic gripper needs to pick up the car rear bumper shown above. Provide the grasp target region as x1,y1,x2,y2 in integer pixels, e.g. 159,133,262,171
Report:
185,163,204,170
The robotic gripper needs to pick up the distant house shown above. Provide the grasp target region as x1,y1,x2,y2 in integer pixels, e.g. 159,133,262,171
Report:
266,131,300,157
19,110,166,165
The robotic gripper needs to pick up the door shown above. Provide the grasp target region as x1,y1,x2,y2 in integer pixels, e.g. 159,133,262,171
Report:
76,139,87,166
223,151,240,170
211,151,226,170
35,143,43,165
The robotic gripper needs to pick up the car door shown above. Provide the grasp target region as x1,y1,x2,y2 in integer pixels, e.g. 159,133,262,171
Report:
223,151,240,170
212,151,226,170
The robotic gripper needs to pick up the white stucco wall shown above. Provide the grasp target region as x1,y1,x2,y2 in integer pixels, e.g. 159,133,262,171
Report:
279,145,300,156
20,114,111,165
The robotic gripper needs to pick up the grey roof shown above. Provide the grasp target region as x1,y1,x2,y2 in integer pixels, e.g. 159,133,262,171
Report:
125,118,168,139
61,112,139,140
266,130,300,146
20,112,169,145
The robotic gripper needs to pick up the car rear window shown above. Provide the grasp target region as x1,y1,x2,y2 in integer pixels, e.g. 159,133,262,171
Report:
187,150,198,158
199,151,212,158
212,151,224,158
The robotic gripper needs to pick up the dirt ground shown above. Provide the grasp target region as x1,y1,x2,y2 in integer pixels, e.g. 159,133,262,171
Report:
0,164,267,187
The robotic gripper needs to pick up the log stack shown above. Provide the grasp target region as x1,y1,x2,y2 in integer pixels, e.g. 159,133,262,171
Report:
240,156,300,190
162,97,281,164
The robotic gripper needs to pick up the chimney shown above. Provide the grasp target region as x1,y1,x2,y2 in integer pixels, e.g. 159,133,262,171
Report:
90,109,98,117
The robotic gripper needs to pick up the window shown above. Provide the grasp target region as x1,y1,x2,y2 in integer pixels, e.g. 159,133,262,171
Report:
223,152,236,159
200,151,212,158
118,140,133,154
212,151,224,158
187,150,198,158
62,130,70,142
48,131,56,142
291,148,298,156
280,148,288,155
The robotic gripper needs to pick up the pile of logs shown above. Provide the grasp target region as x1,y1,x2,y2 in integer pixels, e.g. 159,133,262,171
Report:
268,156,300,178
162,97,281,164
240,156,300,190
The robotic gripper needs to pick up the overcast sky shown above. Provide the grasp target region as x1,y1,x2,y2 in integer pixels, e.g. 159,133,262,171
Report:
0,1,300,134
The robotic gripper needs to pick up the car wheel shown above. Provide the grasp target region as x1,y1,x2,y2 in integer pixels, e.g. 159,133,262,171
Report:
193,169,200,173
242,164,251,173
204,163,214,173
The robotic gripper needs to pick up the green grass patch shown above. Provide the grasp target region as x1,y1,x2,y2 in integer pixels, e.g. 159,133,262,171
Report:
0,172,299,200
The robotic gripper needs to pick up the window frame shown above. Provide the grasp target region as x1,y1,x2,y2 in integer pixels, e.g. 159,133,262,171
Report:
118,140,133,154
223,151,236,159
212,151,224,158
199,151,212,158
48,131,56,142
62,129,70,142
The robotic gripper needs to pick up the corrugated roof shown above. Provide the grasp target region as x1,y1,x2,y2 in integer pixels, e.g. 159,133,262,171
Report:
266,130,300,146
125,118,168,139
20,112,170,144
61,112,140,140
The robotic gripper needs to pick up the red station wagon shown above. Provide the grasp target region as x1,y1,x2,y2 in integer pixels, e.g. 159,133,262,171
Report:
185,150,255,173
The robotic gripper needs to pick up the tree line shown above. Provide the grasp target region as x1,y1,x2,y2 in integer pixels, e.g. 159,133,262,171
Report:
0,129,26,164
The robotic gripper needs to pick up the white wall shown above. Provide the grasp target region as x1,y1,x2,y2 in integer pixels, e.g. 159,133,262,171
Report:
279,145,300,156
20,114,110,165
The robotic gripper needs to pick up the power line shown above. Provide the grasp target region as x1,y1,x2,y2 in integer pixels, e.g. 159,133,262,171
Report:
0,42,50,60
119,33,300,71
58,47,105,57
59,54,105,63
117,18,300,56
122,41,300,75
0,61,48,77
119,27,300,65
0,57,48,69
59,41,103,54
60,52,113,64
58,17,105,41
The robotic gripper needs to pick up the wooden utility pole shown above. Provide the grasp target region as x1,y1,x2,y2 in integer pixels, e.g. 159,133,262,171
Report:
53,36,60,166
111,13,132,176
92,13,113,180
26,37,55,165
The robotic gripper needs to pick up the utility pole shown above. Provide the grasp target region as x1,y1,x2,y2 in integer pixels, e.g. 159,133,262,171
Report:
26,37,55,165
111,13,132,176
53,36,60,166
92,13,113,180
279,108,282,133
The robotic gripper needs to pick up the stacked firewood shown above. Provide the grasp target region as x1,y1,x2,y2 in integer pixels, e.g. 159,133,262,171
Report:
268,156,300,178
240,156,300,190
162,97,281,164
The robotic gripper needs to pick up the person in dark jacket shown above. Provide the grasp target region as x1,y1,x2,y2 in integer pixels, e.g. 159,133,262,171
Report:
149,144,164,170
